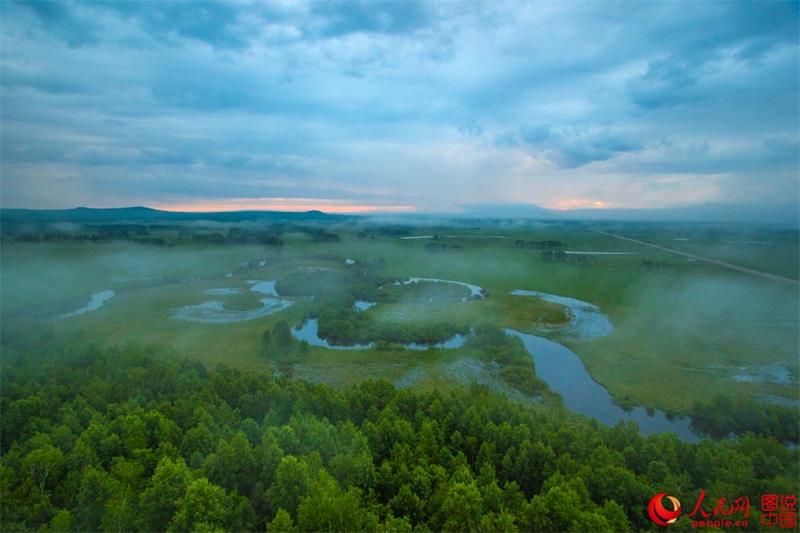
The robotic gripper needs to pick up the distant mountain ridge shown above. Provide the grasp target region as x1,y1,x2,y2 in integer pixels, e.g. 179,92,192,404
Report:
0,206,341,223
2,202,797,226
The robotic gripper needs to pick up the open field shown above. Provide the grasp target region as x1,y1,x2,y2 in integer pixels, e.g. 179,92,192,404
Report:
597,222,800,280
1,220,797,422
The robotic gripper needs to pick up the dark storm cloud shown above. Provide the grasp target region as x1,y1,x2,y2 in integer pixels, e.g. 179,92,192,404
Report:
502,126,642,168
625,2,798,110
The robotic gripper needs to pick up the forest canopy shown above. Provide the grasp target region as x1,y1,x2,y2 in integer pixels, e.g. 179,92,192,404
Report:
1,344,797,532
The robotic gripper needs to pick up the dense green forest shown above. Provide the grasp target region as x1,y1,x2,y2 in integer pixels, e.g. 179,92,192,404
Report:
1,344,797,532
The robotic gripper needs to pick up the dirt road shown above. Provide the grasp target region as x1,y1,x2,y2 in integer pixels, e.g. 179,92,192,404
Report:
594,230,800,286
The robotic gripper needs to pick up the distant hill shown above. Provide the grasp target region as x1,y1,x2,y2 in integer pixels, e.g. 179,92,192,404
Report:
3,202,797,226
0,206,344,224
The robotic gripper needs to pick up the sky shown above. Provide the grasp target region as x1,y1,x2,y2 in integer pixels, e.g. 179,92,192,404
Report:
1,0,798,215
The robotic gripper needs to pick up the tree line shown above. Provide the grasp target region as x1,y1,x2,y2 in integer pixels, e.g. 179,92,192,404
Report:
2,343,797,531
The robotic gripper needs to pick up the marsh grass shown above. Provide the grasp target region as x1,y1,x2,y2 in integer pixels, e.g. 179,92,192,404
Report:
2,223,796,417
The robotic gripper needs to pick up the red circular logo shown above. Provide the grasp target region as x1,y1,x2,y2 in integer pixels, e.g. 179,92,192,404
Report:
648,493,682,526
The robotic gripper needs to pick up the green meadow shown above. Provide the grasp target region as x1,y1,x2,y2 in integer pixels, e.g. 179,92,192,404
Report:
1,222,797,420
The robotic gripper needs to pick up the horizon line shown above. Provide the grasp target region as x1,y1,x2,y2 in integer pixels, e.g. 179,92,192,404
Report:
2,202,799,225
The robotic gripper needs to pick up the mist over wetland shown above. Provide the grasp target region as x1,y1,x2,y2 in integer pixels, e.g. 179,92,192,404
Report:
3,210,798,533
2,1,799,530
3,213,796,443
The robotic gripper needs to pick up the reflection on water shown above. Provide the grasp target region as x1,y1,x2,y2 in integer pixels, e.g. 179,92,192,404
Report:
292,318,469,352
506,329,699,442
759,394,800,408
172,280,291,323
731,364,793,385
292,319,374,350
353,300,376,311
171,298,292,323
398,277,485,301
405,332,470,351
62,290,115,317
511,289,614,341
250,280,279,296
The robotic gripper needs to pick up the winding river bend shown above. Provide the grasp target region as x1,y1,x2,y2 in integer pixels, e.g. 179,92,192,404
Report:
51,274,707,440
394,277,485,301
293,280,701,440
171,280,293,323
291,318,470,352
506,329,698,442
292,319,374,350
509,289,698,441
511,289,613,341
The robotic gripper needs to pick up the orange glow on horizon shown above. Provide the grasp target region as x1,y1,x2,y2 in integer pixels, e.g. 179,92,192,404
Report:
551,198,611,210
150,198,417,214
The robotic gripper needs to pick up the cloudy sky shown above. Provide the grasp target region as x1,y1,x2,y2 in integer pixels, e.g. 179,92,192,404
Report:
1,0,798,214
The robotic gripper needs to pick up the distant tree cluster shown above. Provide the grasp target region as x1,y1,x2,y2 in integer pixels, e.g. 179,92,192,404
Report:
358,226,414,238
1,222,282,248
515,240,564,250
134,237,167,246
640,260,671,272
310,279,477,349
261,320,303,357
227,228,284,245
1,345,797,531
540,250,591,264
425,242,462,253
190,233,227,244
691,396,799,443
5,223,157,244
11,232,168,246
91,224,150,236
314,301,467,349
13,233,114,243
314,307,552,397
468,326,548,396
310,231,341,243
190,230,283,246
